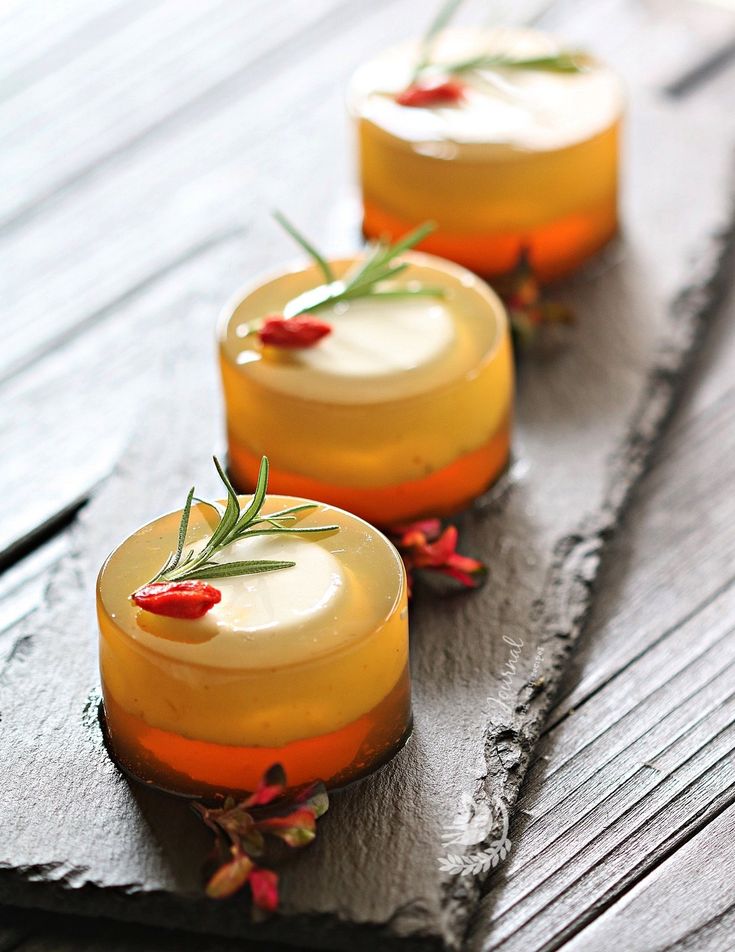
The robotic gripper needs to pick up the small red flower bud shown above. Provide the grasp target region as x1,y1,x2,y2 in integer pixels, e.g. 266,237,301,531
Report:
258,314,332,349
395,79,465,108
249,867,279,912
132,580,222,619
390,520,487,594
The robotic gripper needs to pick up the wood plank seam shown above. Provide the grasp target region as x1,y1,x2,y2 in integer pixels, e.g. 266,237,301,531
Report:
0,0,394,238
665,32,735,97
511,656,735,857
0,1,167,106
495,697,735,905
488,765,735,949
544,570,735,732
0,227,243,387
538,784,735,952
539,583,735,769
664,904,735,952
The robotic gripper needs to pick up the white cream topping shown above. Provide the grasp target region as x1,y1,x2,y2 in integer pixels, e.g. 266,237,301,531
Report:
281,296,454,379
221,253,503,405
205,535,345,635
134,532,352,667
349,28,623,153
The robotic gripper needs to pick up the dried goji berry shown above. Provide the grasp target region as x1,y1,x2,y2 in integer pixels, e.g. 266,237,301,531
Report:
132,580,222,619
258,315,332,349
395,79,465,108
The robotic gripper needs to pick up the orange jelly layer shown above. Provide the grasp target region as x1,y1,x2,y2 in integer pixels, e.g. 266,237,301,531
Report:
362,195,618,284
353,32,622,283
228,416,510,526
218,253,514,527
102,664,411,798
97,497,410,798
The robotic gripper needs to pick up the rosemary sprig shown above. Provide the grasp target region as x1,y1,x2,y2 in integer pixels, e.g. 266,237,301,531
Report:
410,0,587,84
413,0,465,79
430,51,588,77
275,216,446,319
274,210,334,284
148,456,338,585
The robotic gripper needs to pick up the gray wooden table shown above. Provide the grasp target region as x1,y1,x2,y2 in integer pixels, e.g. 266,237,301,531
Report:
2,1,735,950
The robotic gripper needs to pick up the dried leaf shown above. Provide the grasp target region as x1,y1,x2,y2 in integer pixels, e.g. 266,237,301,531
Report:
245,763,286,806
257,807,317,848
205,850,253,900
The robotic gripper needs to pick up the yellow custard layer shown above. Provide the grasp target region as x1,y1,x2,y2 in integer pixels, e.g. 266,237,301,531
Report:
218,252,513,525
97,497,410,795
349,28,624,281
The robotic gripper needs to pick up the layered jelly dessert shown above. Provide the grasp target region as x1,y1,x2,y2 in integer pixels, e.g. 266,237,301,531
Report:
219,245,512,526
97,460,411,797
349,27,623,281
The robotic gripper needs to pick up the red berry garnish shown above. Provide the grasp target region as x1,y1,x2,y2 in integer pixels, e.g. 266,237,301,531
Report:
132,580,222,619
395,79,465,108
258,315,332,349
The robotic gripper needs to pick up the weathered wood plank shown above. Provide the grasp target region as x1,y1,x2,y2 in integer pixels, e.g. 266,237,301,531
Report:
465,244,735,948
513,584,735,852
546,284,735,726
560,802,735,952
0,0,359,231
0,538,67,647
0,0,159,103
0,234,241,566
0,0,441,386
469,607,735,948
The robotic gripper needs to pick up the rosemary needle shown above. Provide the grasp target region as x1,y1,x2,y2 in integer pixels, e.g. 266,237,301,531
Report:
148,456,338,585
410,0,588,84
274,217,446,320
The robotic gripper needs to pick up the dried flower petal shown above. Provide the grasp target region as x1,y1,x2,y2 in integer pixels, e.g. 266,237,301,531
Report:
299,782,329,819
391,518,442,543
205,849,253,899
258,314,332,349
257,807,317,848
495,248,574,347
249,867,279,913
244,763,286,807
396,79,465,107
132,580,221,619
391,521,487,593
193,765,328,914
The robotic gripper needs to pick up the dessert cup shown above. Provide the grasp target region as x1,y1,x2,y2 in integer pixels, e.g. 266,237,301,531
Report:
218,251,513,526
97,496,410,798
349,28,624,282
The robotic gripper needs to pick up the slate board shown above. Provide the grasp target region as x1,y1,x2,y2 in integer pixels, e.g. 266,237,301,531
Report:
2,30,735,952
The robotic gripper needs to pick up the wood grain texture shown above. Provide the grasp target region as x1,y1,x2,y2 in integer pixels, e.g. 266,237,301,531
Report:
2,0,735,950
560,802,735,952
467,227,735,949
